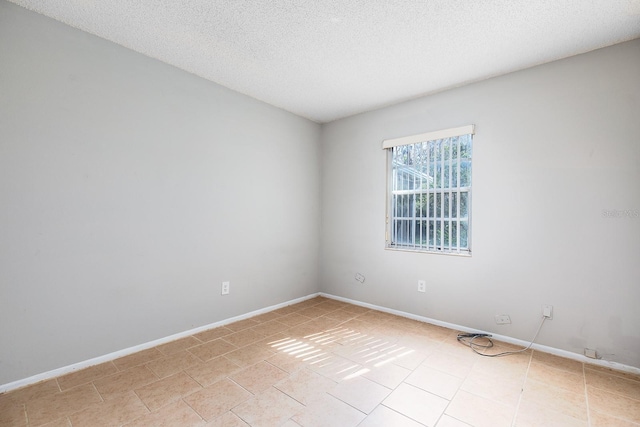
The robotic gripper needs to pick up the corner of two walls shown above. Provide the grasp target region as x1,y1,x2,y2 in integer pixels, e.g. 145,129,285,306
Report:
317,39,640,369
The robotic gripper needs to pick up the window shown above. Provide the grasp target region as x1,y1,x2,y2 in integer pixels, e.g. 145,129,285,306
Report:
383,125,474,255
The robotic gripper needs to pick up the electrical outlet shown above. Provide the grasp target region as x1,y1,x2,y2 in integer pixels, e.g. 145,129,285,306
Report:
543,305,553,319
221,281,230,295
417,280,426,293
495,314,511,325
355,273,365,283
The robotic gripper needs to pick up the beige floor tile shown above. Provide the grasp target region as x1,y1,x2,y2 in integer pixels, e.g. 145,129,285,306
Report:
68,391,148,427
2,379,60,404
274,368,336,405
271,305,301,316
445,390,515,427
145,350,201,378
527,361,585,394
185,356,242,387
225,319,260,332
421,350,476,378
93,365,158,401
406,364,464,400
587,385,640,424
250,320,290,336
358,405,425,427
57,362,118,390
229,361,289,394
585,365,640,383
589,409,640,427
296,305,334,318
188,339,238,362
291,393,365,427
586,368,640,400
184,378,252,421
438,338,485,359
281,420,302,427
306,354,364,382
134,371,202,411
222,329,267,348
224,343,275,367
124,399,205,427
194,327,234,343
205,411,249,426
113,348,164,371
0,398,27,427
267,349,315,373
362,362,412,389
383,383,448,426
277,313,313,327
470,350,530,378
37,418,72,427
286,321,337,340
515,399,587,427
232,387,304,427
356,310,396,323
289,299,322,310
298,317,343,334
337,337,403,366
340,305,371,315
25,383,103,427
156,336,202,355
435,415,473,427
249,311,283,323
390,348,431,370
521,378,587,420
313,300,346,311
321,309,358,322
531,350,583,374
394,334,443,354
329,376,391,414
460,368,524,407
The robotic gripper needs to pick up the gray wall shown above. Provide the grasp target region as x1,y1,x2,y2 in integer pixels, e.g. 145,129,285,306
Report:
2,1,639,387
319,39,640,368
0,1,321,385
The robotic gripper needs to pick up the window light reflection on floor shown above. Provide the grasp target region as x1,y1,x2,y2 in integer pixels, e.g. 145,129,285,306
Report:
266,326,416,380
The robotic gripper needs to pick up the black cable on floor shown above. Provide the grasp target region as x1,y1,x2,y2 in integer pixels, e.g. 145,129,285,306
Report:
457,316,547,357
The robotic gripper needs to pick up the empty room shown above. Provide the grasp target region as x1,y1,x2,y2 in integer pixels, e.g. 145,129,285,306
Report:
1,1,639,426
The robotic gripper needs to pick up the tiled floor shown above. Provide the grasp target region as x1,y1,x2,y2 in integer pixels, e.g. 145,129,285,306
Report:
1,296,639,427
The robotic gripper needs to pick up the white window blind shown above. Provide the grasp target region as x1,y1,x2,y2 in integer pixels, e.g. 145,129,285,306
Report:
384,125,474,255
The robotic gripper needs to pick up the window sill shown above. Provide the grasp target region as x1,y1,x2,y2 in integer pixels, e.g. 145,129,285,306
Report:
385,246,471,257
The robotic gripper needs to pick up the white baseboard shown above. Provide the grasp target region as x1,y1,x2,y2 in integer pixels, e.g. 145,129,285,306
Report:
320,292,640,376
0,293,320,394
3,291,638,393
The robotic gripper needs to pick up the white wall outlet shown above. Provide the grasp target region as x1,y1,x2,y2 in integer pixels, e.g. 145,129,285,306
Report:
355,273,365,283
417,280,426,293
495,314,511,324
221,281,230,295
543,305,553,319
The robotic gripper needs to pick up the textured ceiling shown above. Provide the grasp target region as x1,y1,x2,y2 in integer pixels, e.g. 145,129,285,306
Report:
8,0,640,123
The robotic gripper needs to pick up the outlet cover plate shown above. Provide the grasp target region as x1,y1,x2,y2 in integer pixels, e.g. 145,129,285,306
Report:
495,314,511,325
418,280,426,293
221,281,230,295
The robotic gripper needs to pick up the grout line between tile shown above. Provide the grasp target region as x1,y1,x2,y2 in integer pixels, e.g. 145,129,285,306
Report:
510,348,533,427
584,362,592,427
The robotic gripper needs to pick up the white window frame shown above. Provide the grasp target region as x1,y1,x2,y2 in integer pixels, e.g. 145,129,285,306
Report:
383,125,474,256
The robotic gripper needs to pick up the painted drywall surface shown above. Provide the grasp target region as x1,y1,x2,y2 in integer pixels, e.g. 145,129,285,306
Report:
0,1,321,384
319,39,640,368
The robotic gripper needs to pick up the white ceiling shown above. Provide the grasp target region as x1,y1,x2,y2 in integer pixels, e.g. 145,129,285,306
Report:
8,0,640,123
